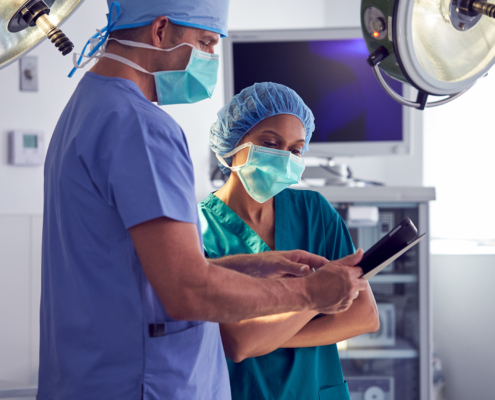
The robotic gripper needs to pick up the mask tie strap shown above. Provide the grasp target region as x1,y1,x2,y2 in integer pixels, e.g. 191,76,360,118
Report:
100,53,152,75
68,1,121,77
106,38,193,53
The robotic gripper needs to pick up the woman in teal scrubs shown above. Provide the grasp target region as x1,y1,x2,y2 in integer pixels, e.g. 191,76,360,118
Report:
199,83,379,400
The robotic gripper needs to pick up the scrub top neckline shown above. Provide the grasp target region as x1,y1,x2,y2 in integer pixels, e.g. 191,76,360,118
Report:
205,192,286,253
84,71,148,99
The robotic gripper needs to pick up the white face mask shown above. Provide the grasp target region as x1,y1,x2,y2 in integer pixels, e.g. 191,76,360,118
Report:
217,142,305,203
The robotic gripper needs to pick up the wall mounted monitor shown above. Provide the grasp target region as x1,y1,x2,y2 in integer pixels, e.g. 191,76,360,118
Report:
222,28,413,158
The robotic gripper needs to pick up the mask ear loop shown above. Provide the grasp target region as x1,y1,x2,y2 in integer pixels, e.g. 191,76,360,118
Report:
216,142,253,172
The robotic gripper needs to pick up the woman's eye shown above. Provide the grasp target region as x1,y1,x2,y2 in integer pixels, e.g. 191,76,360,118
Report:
263,141,277,147
290,149,302,156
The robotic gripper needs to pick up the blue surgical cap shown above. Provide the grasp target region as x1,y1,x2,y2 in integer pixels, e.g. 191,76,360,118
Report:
107,0,230,37
210,82,315,175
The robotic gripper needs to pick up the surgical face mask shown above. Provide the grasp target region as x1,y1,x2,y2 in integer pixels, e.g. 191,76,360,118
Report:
73,38,219,106
217,142,306,203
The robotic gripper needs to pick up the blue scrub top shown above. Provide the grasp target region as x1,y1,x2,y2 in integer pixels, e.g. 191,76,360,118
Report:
39,72,230,400
199,189,355,400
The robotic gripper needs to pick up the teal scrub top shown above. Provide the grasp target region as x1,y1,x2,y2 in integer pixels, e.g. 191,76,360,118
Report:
198,188,355,400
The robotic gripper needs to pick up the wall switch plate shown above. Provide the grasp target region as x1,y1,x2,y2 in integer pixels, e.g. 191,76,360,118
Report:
19,56,38,92
8,131,45,166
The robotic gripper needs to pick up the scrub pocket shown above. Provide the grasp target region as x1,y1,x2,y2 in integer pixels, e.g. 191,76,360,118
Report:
143,321,230,400
318,381,351,400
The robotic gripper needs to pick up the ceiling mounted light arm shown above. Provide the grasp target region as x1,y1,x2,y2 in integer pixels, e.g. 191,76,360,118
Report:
367,46,468,109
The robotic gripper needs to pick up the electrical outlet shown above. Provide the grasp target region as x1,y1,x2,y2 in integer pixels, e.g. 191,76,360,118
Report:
19,56,38,92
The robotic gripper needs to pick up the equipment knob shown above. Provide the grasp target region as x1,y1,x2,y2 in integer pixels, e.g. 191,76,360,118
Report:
370,18,386,33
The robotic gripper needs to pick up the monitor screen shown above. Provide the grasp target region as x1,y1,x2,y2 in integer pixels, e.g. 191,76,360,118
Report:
232,38,403,147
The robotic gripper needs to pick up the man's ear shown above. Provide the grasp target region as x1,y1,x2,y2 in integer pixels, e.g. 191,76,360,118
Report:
150,16,171,48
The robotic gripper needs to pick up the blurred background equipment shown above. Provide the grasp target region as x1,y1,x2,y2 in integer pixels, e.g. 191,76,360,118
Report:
347,376,394,400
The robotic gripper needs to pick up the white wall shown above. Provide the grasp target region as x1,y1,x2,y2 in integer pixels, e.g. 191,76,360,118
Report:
431,255,495,400
0,0,108,215
0,215,41,397
424,74,495,242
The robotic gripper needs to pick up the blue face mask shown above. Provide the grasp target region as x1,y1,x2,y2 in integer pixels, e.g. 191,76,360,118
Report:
217,142,306,203
97,39,219,105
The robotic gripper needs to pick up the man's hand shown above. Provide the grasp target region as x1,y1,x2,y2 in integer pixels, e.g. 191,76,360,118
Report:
306,249,368,314
213,250,329,279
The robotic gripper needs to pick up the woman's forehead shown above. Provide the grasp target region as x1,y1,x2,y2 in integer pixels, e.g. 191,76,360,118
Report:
251,115,305,138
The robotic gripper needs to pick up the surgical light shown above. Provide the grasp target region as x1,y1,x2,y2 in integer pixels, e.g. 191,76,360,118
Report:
0,0,84,70
361,0,495,109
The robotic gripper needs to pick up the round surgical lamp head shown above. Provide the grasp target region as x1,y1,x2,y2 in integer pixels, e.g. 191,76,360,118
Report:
0,0,84,70
361,0,495,109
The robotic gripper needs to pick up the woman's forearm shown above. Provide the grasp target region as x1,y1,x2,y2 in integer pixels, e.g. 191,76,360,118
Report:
281,282,379,348
220,282,378,362
220,310,319,363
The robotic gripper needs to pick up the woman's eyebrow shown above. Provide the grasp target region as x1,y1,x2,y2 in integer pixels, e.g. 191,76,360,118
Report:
261,130,305,143
261,130,283,138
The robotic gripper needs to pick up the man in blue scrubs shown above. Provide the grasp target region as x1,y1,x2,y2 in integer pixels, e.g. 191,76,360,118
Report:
38,1,369,399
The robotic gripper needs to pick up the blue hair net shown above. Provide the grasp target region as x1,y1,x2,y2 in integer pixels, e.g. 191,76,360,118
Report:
210,82,315,175
107,0,230,37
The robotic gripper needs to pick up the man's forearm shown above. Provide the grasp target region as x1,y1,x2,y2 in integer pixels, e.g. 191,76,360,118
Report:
169,260,313,323
210,253,270,276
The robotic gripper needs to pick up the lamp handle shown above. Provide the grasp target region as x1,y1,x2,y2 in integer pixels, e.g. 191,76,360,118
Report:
371,64,468,109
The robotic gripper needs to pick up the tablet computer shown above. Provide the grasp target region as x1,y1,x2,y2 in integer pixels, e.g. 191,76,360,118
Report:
359,218,426,280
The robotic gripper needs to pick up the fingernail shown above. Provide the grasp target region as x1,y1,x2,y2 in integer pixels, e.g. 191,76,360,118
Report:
300,265,309,272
